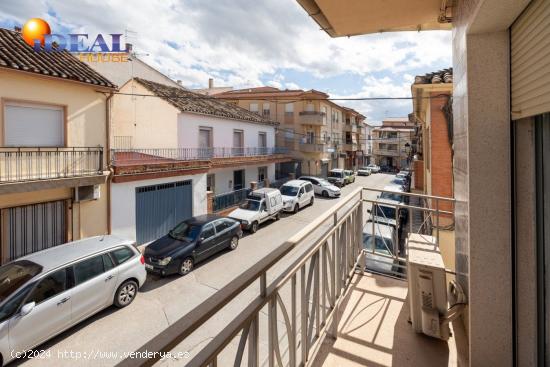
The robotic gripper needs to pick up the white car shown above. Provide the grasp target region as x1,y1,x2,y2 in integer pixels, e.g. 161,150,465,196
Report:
357,167,372,176
228,188,284,233
298,176,341,198
0,236,146,366
280,180,315,213
363,222,397,275
327,169,346,187
366,164,381,173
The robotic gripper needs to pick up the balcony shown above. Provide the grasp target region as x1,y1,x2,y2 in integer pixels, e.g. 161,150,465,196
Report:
110,147,292,182
374,149,408,157
298,111,327,126
343,123,357,133
343,142,358,151
0,147,106,193
300,142,327,153
119,188,465,367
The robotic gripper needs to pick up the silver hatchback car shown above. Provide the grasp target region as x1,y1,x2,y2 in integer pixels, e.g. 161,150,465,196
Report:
0,235,146,365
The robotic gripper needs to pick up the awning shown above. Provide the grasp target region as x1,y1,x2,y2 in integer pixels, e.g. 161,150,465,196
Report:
296,0,452,37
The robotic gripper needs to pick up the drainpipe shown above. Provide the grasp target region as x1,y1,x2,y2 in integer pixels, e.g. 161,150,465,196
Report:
106,91,114,234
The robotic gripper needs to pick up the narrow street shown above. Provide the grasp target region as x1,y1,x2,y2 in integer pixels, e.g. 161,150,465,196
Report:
17,174,394,366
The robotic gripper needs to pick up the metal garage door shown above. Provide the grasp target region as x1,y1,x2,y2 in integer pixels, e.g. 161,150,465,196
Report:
3,200,67,263
135,180,193,244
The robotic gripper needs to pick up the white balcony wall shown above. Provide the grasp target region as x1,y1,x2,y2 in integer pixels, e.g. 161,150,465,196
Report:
177,112,275,149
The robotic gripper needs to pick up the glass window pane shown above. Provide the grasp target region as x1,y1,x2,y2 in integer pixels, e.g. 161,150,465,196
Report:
74,256,104,285
111,247,134,265
27,269,67,304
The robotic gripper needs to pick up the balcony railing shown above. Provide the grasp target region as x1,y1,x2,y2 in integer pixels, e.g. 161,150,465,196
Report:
117,188,455,367
212,188,251,212
111,147,289,164
298,111,326,126
0,147,103,183
374,148,408,156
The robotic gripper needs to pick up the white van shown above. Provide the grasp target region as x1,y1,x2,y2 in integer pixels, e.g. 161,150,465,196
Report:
0,236,146,366
228,188,284,233
280,180,315,213
362,222,397,274
327,169,346,187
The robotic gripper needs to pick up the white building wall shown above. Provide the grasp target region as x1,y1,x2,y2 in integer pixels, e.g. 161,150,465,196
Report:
209,163,276,195
177,112,276,148
110,173,207,242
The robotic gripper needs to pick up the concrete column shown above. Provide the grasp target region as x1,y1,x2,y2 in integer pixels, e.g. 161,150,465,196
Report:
206,191,213,214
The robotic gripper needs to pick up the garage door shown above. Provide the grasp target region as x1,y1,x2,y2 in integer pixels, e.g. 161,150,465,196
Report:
2,200,67,263
135,180,193,244
4,103,64,147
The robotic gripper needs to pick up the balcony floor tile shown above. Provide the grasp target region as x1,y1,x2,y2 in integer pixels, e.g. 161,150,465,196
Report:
313,273,468,367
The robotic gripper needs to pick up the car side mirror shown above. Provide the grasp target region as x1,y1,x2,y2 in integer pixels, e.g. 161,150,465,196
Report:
19,302,35,317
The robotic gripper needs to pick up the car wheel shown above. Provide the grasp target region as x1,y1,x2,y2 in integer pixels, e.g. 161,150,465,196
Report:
250,221,259,233
114,280,138,308
322,190,328,198
275,212,281,220
310,197,314,206
178,257,194,276
229,236,239,250
293,204,299,214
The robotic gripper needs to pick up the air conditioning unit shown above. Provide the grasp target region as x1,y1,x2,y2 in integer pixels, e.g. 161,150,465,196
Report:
407,233,465,340
75,184,100,202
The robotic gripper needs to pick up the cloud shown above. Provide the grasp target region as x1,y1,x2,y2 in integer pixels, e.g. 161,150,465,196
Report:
0,0,451,119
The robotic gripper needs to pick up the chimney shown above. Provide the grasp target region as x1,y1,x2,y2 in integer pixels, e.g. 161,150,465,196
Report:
208,78,214,89
14,26,21,33
125,43,133,53
177,80,182,85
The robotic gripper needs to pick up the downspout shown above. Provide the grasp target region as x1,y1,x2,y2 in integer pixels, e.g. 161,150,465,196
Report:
106,91,114,234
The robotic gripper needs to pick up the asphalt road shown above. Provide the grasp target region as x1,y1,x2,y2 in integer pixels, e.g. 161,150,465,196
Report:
17,173,395,367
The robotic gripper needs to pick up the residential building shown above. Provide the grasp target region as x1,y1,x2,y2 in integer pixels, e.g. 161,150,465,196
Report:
294,0,550,365
0,28,116,263
216,87,361,177
342,107,366,169
363,123,375,165
109,78,289,244
371,117,414,170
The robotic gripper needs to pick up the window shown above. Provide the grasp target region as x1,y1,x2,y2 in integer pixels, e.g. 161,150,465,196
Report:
346,132,352,144
270,197,277,207
74,256,104,285
285,103,294,114
321,106,327,124
199,127,212,148
111,247,135,265
103,253,115,272
305,184,313,192
4,103,64,147
214,219,233,232
0,284,33,322
249,103,259,113
258,132,267,148
201,223,215,239
207,174,215,192
233,130,244,148
262,103,270,118
258,166,267,182
306,131,315,144
305,103,314,112
27,269,67,304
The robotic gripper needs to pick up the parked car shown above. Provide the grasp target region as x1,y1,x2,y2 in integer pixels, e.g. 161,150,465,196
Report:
228,188,283,233
362,222,398,274
298,176,341,198
366,164,380,173
327,169,346,187
357,166,372,176
367,198,406,229
380,185,408,205
144,215,242,277
344,170,356,184
389,176,409,191
0,236,146,365
280,180,315,213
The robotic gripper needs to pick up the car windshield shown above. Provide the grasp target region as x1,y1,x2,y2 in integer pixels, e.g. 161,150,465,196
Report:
360,167,369,170
318,179,331,186
169,222,202,241
363,234,393,255
373,205,396,220
0,260,42,302
240,199,261,211
328,171,343,178
280,185,299,196
391,178,405,185
380,191,403,202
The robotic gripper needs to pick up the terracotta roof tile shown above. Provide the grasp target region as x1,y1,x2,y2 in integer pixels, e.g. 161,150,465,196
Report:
135,78,278,126
0,28,116,89
414,68,453,85
217,86,329,99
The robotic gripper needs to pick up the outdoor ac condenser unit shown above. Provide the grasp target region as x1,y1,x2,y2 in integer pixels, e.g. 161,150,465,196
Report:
407,233,452,340
75,184,100,202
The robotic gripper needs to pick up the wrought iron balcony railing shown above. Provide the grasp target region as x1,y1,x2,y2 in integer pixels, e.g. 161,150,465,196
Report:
0,147,103,183
110,147,290,164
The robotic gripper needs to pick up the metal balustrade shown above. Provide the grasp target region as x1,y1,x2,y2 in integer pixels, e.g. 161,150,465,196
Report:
0,147,103,183
117,187,454,367
110,147,289,163
118,188,365,367
212,188,252,212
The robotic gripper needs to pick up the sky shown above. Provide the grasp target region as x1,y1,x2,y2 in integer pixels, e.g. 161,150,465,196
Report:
0,0,452,124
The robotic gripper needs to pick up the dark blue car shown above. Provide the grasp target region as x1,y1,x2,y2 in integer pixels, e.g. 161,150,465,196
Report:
144,215,242,276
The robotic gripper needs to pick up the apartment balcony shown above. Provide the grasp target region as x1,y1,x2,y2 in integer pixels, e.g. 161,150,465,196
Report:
300,142,328,153
120,188,466,367
0,147,107,194
343,123,357,133
374,149,408,157
298,111,327,126
110,147,292,182
343,142,358,151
